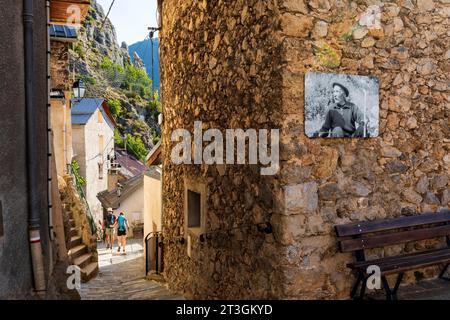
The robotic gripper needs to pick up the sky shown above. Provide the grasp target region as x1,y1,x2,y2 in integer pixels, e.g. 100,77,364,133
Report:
96,0,158,45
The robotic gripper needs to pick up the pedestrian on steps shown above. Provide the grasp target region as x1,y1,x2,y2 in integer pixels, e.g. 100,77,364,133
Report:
112,212,130,254
104,208,116,250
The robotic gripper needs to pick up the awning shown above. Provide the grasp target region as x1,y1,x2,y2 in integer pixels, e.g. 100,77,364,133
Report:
50,0,91,25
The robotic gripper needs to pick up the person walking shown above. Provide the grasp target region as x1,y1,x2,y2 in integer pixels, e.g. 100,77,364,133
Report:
104,208,116,249
112,212,130,254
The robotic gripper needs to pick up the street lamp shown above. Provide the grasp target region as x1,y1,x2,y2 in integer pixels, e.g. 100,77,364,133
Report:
72,80,86,100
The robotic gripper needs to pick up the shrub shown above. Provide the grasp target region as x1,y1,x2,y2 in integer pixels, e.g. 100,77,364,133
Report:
73,44,85,59
108,99,123,118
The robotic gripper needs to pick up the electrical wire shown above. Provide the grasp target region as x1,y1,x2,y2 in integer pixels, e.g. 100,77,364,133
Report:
100,0,116,32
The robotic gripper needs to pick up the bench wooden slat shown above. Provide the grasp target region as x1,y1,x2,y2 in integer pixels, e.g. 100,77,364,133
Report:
380,252,450,275
382,256,450,276
335,210,450,237
348,248,450,271
340,224,450,252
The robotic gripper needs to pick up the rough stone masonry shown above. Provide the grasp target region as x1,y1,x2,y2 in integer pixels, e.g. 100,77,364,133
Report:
159,0,450,299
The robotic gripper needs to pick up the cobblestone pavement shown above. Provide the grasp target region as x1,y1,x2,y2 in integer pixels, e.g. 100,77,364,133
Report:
398,278,450,300
78,239,184,300
367,278,450,300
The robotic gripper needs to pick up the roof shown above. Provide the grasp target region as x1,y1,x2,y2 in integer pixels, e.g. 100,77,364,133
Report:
116,148,148,179
49,24,78,41
72,98,105,115
72,114,92,125
145,140,162,166
71,98,117,127
97,168,161,209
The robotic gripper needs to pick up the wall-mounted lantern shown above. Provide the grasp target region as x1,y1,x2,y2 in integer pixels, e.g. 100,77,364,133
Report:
72,79,86,100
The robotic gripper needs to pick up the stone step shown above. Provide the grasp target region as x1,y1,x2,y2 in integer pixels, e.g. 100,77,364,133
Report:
68,244,87,260
73,253,92,269
70,235,82,248
81,262,99,283
70,227,78,237
69,219,76,228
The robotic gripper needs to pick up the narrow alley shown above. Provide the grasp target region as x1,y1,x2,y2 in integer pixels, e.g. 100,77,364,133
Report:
78,239,184,300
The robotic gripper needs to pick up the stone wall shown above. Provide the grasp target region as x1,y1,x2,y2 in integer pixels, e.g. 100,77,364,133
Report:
160,0,450,299
277,0,449,299
50,40,70,91
160,0,285,299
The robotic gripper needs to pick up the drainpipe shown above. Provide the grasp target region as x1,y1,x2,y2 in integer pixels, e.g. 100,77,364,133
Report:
24,0,46,296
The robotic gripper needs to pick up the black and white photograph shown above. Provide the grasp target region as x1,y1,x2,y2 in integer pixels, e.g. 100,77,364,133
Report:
305,72,380,138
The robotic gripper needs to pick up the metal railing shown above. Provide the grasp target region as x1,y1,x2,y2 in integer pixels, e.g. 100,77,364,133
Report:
68,163,97,236
145,232,163,276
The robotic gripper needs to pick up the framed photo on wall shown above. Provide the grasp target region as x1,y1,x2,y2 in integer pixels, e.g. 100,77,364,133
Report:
305,72,380,138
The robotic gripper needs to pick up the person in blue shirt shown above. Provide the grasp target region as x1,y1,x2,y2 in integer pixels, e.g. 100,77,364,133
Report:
112,212,130,254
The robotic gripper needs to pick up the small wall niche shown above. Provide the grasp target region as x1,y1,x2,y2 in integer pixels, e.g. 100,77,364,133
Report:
184,179,207,237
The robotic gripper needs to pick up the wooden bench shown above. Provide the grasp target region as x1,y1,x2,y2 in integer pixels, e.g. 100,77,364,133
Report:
335,209,450,300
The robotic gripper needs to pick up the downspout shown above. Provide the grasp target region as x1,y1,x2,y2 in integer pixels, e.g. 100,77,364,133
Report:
24,0,46,295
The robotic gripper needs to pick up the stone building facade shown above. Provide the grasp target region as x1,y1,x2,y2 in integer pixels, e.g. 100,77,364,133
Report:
159,0,450,299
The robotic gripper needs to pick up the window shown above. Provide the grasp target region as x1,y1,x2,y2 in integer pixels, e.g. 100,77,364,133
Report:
98,162,104,180
184,179,207,237
187,190,201,228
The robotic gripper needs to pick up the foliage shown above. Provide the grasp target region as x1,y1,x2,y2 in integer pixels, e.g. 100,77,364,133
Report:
100,57,156,103
151,131,161,145
114,130,148,161
108,99,123,118
125,134,148,161
80,74,96,86
73,44,85,59
148,91,161,118
71,160,86,187
114,129,124,148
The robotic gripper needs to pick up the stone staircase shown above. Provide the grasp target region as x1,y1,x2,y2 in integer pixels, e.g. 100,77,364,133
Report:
67,217,98,282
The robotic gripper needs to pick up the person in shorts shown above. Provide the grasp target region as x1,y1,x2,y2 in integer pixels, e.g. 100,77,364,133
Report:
112,212,130,254
104,208,116,249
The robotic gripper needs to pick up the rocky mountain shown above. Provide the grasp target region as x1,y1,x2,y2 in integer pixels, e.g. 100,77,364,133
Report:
69,0,160,159
129,38,160,92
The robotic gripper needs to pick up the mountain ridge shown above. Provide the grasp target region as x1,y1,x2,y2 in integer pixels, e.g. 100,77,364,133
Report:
129,38,160,92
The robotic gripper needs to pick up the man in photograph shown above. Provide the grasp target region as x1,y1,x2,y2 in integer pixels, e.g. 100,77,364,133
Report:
315,82,366,138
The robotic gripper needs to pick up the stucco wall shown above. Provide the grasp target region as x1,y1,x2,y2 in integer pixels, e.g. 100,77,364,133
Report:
50,98,71,176
0,0,51,298
83,109,114,223
143,170,162,239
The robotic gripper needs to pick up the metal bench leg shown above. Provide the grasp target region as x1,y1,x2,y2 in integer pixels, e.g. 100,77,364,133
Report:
350,272,363,299
358,276,368,300
439,263,450,281
381,276,392,301
391,273,404,300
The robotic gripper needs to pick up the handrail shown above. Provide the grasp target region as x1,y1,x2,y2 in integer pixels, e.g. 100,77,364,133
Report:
68,163,97,235
145,231,163,276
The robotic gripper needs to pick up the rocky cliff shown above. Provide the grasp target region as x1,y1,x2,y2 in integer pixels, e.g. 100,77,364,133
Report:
69,0,160,156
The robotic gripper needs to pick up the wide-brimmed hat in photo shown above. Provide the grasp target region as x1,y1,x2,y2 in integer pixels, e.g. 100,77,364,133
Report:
332,82,350,97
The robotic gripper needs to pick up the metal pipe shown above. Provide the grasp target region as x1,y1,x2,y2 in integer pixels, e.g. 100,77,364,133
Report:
24,0,46,295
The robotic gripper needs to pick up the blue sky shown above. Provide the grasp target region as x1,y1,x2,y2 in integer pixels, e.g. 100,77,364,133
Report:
97,0,158,45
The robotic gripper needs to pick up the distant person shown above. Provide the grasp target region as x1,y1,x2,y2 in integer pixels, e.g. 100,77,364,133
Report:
104,208,116,249
112,212,130,254
314,83,366,138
